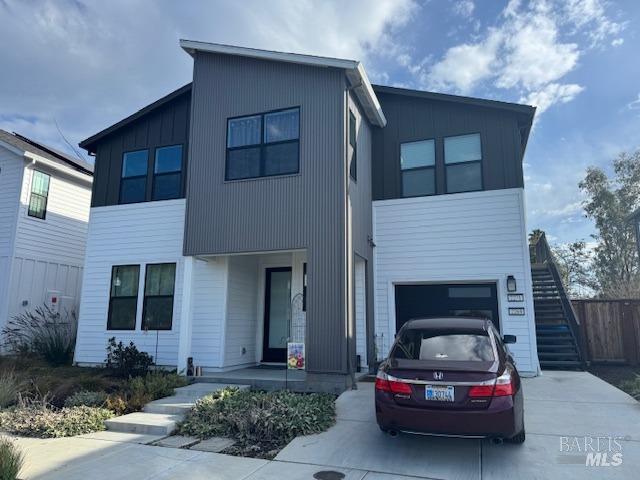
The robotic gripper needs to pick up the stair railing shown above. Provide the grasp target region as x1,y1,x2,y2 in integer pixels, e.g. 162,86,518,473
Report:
530,232,587,367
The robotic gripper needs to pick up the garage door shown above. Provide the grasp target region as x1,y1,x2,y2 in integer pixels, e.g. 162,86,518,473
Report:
394,283,499,332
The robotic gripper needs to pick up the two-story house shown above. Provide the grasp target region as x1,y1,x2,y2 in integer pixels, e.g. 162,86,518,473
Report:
0,130,93,330
74,40,539,392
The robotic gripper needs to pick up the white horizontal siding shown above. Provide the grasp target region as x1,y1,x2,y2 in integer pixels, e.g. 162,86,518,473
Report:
373,188,539,374
14,166,91,266
224,255,259,367
190,257,228,368
74,200,186,367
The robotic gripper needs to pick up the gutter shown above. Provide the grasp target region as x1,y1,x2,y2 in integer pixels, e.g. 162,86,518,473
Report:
24,151,93,183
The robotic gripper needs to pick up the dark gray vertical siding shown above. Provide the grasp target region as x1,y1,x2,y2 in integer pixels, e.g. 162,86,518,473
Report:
371,91,525,201
185,53,348,374
90,92,191,207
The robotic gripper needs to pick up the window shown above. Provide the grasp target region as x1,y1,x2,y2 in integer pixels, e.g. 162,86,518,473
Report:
108,265,140,330
153,145,183,200
400,140,435,197
120,150,148,204
28,170,50,219
302,263,307,312
142,263,176,330
444,133,482,193
391,329,495,362
226,108,299,180
349,111,357,181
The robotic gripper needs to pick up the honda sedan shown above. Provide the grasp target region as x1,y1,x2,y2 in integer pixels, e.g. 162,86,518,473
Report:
375,317,525,443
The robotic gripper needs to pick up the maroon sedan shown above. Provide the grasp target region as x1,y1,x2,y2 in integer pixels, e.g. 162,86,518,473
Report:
375,317,525,443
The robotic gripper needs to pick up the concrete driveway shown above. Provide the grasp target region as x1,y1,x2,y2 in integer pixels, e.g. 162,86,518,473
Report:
276,371,640,479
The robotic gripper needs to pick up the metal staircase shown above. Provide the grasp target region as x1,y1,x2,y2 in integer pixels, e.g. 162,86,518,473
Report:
530,234,584,370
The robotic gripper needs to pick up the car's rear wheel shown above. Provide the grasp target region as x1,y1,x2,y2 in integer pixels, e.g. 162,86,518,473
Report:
507,428,525,444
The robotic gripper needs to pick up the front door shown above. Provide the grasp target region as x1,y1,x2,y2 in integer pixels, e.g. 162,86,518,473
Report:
262,267,292,363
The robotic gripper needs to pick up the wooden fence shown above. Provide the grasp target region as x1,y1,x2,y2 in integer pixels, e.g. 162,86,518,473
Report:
572,299,640,365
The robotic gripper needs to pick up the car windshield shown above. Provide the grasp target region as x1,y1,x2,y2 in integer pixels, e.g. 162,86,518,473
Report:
391,329,495,362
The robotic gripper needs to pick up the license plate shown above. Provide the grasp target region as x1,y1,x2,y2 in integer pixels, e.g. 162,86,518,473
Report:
425,385,455,402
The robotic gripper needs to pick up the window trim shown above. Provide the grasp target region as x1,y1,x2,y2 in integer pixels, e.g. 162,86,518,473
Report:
399,138,437,198
107,264,140,331
225,106,301,182
443,132,484,194
27,170,51,220
141,262,176,331
349,110,357,182
119,149,149,205
151,144,184,201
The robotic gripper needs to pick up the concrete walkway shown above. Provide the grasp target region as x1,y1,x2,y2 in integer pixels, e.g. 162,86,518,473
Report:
6,371,640,479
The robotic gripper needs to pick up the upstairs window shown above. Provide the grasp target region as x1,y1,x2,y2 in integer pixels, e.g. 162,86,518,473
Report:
400,140,435,197
120,150,148,204
108,265,140,330
142,263,176,330
153,145,183,200
349,111,357,181
444,133,482,193
28,170,50,219
226,107,300,180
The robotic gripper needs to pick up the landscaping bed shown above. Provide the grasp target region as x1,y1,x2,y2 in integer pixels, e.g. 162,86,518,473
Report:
178,387,336,459
588,365,640,400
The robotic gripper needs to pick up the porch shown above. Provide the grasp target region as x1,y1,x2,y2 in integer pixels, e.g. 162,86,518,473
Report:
192,366,307,391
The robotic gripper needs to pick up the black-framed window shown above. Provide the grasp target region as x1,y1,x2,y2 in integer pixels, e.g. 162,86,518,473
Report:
153,145,183,200
28,170,50,219
120,150,148,204
444,133,483,193
302,262,307,312
349,111,357,181
226,107,300,181
142,263,176,330
400,139,435,197
108,265,140,330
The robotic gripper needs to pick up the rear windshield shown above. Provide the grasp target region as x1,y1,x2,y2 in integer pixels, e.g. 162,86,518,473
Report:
391,329,495,362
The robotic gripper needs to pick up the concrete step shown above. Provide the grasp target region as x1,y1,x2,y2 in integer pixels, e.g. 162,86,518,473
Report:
105,412,184,436
144,383,249,414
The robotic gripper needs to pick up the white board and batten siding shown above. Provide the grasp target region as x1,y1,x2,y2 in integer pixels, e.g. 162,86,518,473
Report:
0,148,24,325
373,188,539,375
74,200,187,367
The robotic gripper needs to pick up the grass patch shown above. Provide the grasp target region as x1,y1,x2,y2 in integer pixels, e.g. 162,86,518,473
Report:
178,388,336,459
0,437,23,480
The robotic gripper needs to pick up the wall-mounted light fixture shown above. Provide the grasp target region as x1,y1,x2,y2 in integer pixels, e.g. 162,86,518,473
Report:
507,275,517,292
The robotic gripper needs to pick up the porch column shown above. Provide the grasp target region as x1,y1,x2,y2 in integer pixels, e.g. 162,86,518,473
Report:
177,256,195,374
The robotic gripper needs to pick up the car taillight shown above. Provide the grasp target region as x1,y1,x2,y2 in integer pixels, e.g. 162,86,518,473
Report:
375,371,412,395
493,369,515,396
468,369,515,397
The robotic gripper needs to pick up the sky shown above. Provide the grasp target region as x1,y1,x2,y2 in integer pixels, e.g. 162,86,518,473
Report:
1,0,638,246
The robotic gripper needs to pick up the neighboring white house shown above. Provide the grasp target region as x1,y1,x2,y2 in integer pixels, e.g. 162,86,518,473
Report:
0,130,93,332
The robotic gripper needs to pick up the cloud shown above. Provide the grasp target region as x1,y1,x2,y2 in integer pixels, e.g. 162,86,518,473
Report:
418,0,622,117
628,93,640,111
611,38,624,47
452,0,475,18
521,83,585,115
0,0,417,158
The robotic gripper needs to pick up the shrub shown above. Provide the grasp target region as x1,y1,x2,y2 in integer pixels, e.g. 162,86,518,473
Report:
178,388,336,458
1,306,76,365
104,394,128,416
0,371,18,409
105,337,154,378
0,437,23,480
125,372,189,413
620,374,640,400
0,405,113,438
64,390,108,408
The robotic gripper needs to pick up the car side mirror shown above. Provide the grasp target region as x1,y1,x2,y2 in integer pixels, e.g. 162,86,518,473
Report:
503,334,517,344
